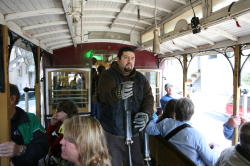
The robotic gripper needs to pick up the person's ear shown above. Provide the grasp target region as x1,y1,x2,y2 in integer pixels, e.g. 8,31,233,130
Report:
10,95,17,105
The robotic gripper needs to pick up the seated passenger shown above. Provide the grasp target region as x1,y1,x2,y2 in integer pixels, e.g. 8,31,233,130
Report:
215,122,250,166
0,84,48,166
223,116,247,140
60,116,111,166
146,98,218,166
157,99,177,123
46,101,78,165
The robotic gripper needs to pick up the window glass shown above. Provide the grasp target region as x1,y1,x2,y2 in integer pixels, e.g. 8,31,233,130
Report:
9,45,36,114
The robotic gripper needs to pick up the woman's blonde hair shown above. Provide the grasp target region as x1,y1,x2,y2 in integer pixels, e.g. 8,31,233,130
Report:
63,116,111,166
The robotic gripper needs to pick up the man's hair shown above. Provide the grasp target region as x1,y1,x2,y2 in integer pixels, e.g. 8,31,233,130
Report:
56,101,78,118
10,84,20,104
97,65,106,74
175,98,194,121
63,116,111,166
239,122,250,151
117,47,135,59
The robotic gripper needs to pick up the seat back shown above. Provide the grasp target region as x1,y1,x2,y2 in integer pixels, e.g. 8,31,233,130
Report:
149,135,196,166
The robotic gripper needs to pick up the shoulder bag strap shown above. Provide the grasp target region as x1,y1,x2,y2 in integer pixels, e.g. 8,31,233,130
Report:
164,123,191,141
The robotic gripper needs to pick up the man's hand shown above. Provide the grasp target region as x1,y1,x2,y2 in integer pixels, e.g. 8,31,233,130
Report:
227,116,241,128
0,141,23,157
133,112,149,131
116,81,134,99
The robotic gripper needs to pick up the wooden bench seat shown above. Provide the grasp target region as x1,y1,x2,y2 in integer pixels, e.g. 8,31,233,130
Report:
149,135,196,166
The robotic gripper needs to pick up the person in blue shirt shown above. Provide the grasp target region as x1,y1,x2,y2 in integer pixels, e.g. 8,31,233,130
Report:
223,116,247,140
160,83,174,110
146,98,219,166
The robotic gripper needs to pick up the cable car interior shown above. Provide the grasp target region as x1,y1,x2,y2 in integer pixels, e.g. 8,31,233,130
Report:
0,0,250,165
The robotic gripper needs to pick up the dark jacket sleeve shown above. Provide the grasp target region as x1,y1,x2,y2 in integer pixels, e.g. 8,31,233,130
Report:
47,123,63,156
140,78,154,115
12,116,49,166
97,70,119,105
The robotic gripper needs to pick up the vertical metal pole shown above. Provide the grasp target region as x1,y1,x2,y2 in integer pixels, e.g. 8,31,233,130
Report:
242,90,248,118
25,91,29,112
144,132,151,166
35,46,41,120
183,55,188,97
232,45,241,145
125,99,133,166
0,25,11,166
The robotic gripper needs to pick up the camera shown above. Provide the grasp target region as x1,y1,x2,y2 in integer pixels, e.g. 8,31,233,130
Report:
191,16,201,34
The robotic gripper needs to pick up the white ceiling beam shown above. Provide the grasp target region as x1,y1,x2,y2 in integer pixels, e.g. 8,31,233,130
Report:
208,28,238,41
132,1,172,13
5,8,64,21
83,14,151,25
77,25,132,34
192,34,215,45
47,40,72,47
84,7,120,12
80,21,144,30
160,44,174,53
110,1,130,29
34,29,68,38
86,0,171,12
84,14,115,19
6,21,52,53
40,36,71,43
85,25,136,34
164,34,250,57
88,0,126,2
123,11,160,20
22,21,67,31
114,22,145,30
85,39,132,45
62,0,77,47
172,0,186,5
83,7,159,20
50,43,73,50
237,16,250,25
119,16,152,25
176,38,197,48
84,21,111,24
169,42,184,51
84,20,145,29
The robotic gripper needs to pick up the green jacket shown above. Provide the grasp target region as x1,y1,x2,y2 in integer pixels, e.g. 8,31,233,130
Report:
11,107,48,166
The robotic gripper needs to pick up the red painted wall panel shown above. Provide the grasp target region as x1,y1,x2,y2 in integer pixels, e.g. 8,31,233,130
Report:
50,43,158,68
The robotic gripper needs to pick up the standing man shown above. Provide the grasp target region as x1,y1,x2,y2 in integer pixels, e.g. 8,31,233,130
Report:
0,84,48,166
97,47,154,166
160,83,174,110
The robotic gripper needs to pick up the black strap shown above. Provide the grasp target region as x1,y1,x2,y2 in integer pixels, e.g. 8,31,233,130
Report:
164,123,191,141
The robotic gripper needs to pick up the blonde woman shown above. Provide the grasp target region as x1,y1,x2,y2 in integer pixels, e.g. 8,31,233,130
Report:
60,116,111,166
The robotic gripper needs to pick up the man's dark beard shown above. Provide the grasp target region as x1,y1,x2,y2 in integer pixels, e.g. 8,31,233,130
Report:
124,67,133,72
